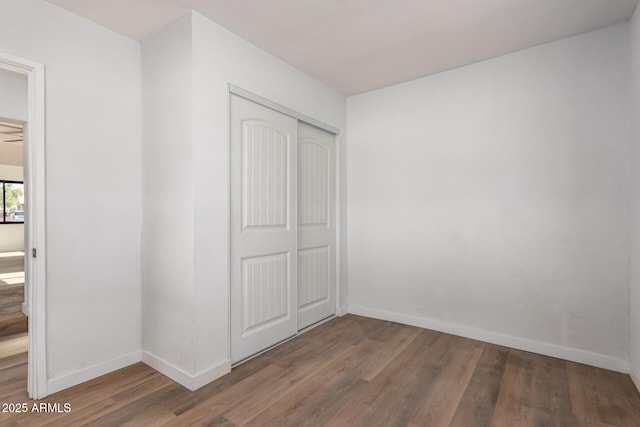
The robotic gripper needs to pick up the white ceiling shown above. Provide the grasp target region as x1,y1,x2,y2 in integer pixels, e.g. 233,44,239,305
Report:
46,0,639,94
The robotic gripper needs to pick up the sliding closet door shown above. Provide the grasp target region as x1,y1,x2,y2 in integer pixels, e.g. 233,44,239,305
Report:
297,122,336,329
230,94,298,363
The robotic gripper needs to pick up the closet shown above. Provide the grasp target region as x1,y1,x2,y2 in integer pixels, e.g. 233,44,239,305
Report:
230,94,336,364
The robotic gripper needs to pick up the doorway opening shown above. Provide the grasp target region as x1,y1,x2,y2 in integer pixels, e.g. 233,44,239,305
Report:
0,120,28,370
0,52,47,399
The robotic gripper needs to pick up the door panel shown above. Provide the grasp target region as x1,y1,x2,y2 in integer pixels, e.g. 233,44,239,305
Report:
297,122,336,329
298,246,329,308
242,122,288,229
299,140,329,225
242,253,289,333
231,95,297,363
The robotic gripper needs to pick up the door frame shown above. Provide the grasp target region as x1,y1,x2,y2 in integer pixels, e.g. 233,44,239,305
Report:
0,51,47,399
227,85,342,362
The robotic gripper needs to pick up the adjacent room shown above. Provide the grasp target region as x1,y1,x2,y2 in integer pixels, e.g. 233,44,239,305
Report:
0,67,28,396
0,121,27,344
2,0,640,425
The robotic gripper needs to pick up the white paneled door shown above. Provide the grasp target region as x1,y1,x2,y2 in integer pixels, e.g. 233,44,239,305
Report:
297,123,336,329
230,94,298,363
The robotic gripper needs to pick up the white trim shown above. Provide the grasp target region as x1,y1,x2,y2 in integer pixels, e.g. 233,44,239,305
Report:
336,306,348,317
190,361,232,390
142,351,231,391
631,364,640,394
228,85,340,135
0,51,47,399
335,133,342,317
47,351,141,395
227,87,232,363
348,305,630,373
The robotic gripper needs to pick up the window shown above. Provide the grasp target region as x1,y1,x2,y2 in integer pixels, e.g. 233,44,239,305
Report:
0,181,24,224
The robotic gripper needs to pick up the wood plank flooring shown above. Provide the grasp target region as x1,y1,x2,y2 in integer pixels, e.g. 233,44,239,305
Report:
0,252,26,338
1,314,639,426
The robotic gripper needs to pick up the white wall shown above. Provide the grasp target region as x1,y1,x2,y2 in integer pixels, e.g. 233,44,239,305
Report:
0,68,27,122
141,13,196,377
0,164,24,252
347,24,632,370
141,11,346,388
0,69,26,254
191,11,346,375
0,223,23,253
629,4,640,387
0,0,141,392
0,164,23,182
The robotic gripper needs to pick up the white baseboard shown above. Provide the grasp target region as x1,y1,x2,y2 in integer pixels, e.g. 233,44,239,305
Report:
21,302,28,316
142,351,231,391
47,350,142,395
630,364,640,393
336,305,348,317
347,305,629,374
191,360,232,390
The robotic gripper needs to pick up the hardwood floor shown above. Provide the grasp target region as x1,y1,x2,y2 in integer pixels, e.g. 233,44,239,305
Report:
1,314,639,426
0,252,26,338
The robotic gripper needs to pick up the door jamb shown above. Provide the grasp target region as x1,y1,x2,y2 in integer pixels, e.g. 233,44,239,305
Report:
0,51,47,399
